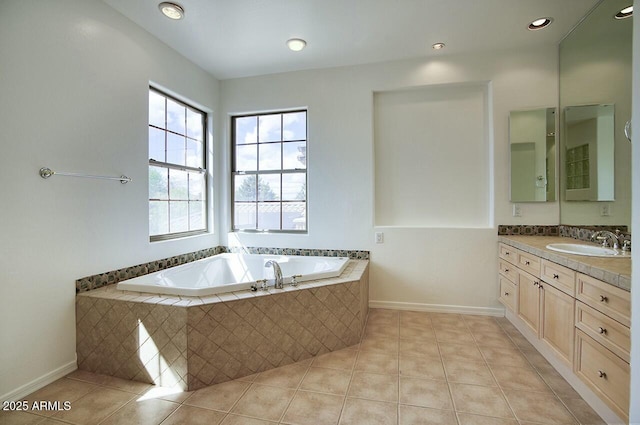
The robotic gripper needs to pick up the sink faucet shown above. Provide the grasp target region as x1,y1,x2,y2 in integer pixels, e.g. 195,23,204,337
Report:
591,230,625,249
265,260,283,289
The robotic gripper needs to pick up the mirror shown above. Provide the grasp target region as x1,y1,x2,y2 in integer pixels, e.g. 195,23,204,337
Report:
509,108,556,202
559,0,632,227
564,104,615,201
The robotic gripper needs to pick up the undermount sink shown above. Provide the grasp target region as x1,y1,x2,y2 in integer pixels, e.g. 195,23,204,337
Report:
546,243,628,258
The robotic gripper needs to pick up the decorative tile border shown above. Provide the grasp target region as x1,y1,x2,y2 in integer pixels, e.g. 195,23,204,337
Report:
76,246,370,294
559,225,629,243
497,225,559,236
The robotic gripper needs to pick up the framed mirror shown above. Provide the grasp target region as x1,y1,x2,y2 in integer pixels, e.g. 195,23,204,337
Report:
509,108,556,202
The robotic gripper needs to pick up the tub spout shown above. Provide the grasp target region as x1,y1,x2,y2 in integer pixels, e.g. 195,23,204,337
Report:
265,260,283,289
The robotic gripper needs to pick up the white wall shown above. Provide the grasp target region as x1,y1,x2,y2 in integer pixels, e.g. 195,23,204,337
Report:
220,46,559,313
0,0,220,399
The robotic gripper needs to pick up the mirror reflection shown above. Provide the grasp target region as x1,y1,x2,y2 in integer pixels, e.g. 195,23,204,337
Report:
559,0,632,227
564,104,615,201
509,108,556,202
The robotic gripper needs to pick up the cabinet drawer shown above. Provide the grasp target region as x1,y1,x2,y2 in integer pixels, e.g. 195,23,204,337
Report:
576,273,630,327
499,276,517,313
541,259,575,296
576,302,630,362
574,330,629,422
517,250,541,276
498,259,517,283
498,243,517,264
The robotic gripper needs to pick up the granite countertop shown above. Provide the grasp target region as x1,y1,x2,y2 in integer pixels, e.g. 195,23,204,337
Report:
498,235,631,291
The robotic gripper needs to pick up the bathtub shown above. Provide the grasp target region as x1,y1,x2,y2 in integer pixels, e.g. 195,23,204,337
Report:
116,253,350,296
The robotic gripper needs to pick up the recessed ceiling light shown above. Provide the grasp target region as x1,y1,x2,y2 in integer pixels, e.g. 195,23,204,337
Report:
158,2,184,20
614,5,633,19
432,42,446,50
528,17,553,30
287,38,307,52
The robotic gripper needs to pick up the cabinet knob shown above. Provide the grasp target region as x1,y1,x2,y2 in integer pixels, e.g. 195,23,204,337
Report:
598,327,607,335
553,274,559,279
534,282,539,287
505,268,509,272
599,295,608,302
598,370,607,379
504,292,509,296
525,261,530,265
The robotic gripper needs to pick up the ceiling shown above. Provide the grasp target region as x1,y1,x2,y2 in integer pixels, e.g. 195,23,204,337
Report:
103,0,602,80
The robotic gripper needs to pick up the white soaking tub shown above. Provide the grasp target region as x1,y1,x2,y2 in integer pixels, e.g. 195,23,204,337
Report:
116,253,350,296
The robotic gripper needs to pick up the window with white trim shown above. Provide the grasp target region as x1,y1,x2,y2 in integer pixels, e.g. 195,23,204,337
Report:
148,87,207,240
232,110,307,232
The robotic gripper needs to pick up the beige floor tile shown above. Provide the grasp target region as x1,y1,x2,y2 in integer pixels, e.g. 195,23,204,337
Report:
220,414,278,425
281,390,344,425
490,365,551,393
399,313,432,328
339,398,397,425
65,370,152,394
0,411,48,425
399,326,436,340
466,322,505,334
431,321,469,331
24,378,98,416
472,332,517,348
438,342,484,362
539,372,582,400
254,363,309,389
184,380,250,412
312,349,358,371
399,405,456,425
521,349,556,374
399,339,440,358
449,383,514,419
31,420,69,425
478,346,530,368
348,372,398,403
443,359,496,386
230,384,295,422
399,355,445,380
503,390,578,424
399,377,452,410
354,351,398,375
364,323,399,338
561,398,606,425
299,367,351,395
100,398,178,425
236,373,260,383
51,387,135,425
161,405,226,425
508,334,535,351
457,412,519,425
367,315,400,328
360,336,399,354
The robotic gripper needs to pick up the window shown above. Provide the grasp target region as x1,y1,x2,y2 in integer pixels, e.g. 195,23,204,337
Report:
148,87,207,240
232,110,307,232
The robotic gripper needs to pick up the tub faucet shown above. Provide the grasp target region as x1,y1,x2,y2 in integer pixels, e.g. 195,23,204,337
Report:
265,260,283,289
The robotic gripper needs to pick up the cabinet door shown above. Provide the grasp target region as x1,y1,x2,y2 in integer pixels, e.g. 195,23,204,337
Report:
540,282,574,366
517,270,540,335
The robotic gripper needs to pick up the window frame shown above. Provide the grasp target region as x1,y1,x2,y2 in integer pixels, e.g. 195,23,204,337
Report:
148,86,208,242
231,109,308,233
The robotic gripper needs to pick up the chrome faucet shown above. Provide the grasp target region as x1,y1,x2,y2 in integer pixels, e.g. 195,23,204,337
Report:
265,260,283,289
591,230,626,249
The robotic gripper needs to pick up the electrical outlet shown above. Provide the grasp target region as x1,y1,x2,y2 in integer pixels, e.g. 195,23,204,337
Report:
375,232,384,244
512,204,522,217
600,203,611,217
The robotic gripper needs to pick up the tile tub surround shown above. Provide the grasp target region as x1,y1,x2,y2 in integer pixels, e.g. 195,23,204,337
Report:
4,309,604,425
76,260,369,391
499,235,631,291
76,246,370,293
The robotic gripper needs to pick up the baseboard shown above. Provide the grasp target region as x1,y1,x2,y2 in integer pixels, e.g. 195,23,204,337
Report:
504,310,625,425
1,359,77,402
369,300,505,317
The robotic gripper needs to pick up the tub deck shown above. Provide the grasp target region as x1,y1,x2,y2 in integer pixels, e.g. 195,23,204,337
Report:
76,260,369,391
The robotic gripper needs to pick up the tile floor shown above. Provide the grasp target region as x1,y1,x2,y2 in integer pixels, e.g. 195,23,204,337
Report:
1,309,606,425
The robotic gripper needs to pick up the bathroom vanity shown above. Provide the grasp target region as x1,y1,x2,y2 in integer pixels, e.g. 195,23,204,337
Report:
498,236,630,423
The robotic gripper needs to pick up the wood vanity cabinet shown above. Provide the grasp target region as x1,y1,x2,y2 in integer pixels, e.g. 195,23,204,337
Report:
498,242,631,423
498,244,575,366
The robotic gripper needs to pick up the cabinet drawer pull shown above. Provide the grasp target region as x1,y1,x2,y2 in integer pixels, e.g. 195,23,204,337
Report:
534,282,539,287
525,260,530,265
505,252,510,255
504,292,509,296
598,327,607,335
553,273,559,279
597,370,607,379
504,268,509,272
599,295,608,302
